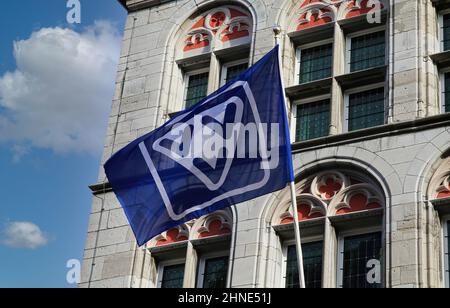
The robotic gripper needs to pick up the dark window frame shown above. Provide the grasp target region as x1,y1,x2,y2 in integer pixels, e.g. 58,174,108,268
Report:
159,262,186,288
285,241,324,289
443,72,450,113
348,30,386,72
445,219,449,288
442,13,450,51
184,69,210,109
338,231,384,289
346,86,386,132
197,254,230,289
221,60,249,86
295,98,331,141
297,43,334,84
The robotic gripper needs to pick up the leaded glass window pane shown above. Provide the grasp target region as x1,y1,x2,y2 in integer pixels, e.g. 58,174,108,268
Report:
342,232,382,289
299,44,333,84
444,14,450,51
446,222,450,287
161,264,185,288
202,257,229,288
185,72,209,109
296,99,330,141
350,31,385,72
348,88,385,131
225,63,248,83
286,242,323,289
445,73,450,113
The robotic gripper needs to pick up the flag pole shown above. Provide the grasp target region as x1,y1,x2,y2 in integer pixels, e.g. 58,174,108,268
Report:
289,181,306,289
273,25,306,289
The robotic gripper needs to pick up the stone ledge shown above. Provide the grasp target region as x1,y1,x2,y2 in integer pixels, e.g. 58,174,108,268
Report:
431,0,450,11
89,113,450,194
328,208,383,231
292,112,450,154
429,50,450,69
273,217,326,240
335,65,387,90
148,241,188,258
89,182,113,195
118,0,175,12
285,77,333,100
431,197,450,215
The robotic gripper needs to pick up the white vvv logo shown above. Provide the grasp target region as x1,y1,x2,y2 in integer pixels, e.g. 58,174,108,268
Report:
139,81,280,221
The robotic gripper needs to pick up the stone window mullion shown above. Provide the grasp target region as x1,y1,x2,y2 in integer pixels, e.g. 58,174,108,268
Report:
330,23,346,135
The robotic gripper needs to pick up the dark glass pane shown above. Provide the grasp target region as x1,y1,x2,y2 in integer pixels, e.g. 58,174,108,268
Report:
202,257,229,289
445,73,450,113
350,31,385,72
342,232,382,288
348,88,385,131
447,222,450,285
185,72,209,109
444,14,450,51
286,242,323,289
296,99,330,141
161,264,185,288
226,63,248,83
299,44,333,84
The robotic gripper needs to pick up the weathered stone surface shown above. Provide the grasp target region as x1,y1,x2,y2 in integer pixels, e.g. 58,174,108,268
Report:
81,0,450,288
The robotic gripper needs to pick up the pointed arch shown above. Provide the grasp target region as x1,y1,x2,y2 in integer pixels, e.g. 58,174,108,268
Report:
149,223,191,247
276,0,386,33
268,164,386,226
428,158,450,200
190,209,233,240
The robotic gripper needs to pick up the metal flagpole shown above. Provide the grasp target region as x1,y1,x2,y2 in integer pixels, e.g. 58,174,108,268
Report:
289,181,306,288
273,25,306,289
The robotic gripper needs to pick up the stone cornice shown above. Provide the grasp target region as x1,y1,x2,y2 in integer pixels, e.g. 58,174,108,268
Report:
117,0,175,12
292,113,450,154
90,113,450,195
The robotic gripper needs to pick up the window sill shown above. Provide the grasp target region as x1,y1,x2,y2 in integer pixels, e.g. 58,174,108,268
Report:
431,0,450,11
273,217,326,240
431,197,450,215
149,241,189,261
288,23,335,46
338,10,388,34
176,53,211,70
285,78,333,100
191,234,232,253
328,208,383,231
214,44,251,63
335,66,387,90
167,111,180,119
429,50,450,69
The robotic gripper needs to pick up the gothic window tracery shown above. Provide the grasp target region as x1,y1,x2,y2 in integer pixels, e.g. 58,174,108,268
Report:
182,6,252,57
277,170,384,224
149,209,233,288
296,0,385,31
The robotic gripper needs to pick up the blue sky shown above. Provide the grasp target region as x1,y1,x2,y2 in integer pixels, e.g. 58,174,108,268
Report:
0,0,126,287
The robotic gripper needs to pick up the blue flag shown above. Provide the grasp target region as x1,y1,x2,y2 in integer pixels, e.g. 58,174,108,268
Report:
104,46,294,246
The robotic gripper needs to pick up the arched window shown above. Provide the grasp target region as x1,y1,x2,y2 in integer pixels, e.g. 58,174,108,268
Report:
427,157,450,288
170,5,253,114
272,168,385,288
148,210,233,288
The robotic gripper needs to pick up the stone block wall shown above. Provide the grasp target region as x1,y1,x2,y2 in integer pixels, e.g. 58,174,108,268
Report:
80,0,450,288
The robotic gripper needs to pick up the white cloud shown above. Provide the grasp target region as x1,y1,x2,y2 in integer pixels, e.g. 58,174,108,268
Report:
0,21,122,156
1,221,49,249
11,144,29,163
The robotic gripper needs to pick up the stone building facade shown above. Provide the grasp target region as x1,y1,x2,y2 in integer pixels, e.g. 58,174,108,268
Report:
80,0,450,288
